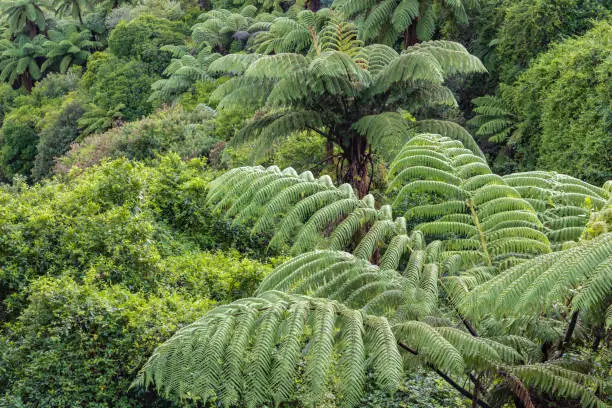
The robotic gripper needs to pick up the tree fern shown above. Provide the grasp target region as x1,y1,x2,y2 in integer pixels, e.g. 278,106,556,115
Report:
207,41,485,195
467,95,519,143
389,134,550,270
139,131,611,408
462,233,612,320
334,0,474,47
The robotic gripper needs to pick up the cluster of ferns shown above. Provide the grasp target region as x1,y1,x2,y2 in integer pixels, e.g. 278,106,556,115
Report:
136,134,611,408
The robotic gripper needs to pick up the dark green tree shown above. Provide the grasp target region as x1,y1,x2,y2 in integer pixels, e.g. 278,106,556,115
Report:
0,0,49,38
41,24,102,74
0,35,45,91
208,40,485,196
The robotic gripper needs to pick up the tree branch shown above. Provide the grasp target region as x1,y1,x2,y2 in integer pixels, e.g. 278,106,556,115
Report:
554,311,579,359
397,342,492,408
305,124,332,141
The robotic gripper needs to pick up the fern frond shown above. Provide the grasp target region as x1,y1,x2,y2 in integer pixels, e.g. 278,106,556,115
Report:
137,294,404,407
462,233,612,318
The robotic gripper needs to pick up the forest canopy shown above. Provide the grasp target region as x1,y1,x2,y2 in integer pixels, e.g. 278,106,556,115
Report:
0,0,610,407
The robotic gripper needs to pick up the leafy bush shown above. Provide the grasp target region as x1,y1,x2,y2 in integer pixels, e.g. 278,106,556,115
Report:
82,52,157,122
0,275,212,408
30,70,82,101
0,72,83,182
0,155,269,318
505,22,612,184
31,97,85,181
493,0,609,83
0,106,40,181
108,15,187,74
157,251,273,301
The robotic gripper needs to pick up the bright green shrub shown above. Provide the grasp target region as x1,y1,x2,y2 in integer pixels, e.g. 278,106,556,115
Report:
506,22,612,184
0,106,40,181
0,155,270,319
270,131,327,172
157,250,273,301
0,275,212,407
83,52,157,122
108,15,187,74
494,0,609,83
0,153,274,406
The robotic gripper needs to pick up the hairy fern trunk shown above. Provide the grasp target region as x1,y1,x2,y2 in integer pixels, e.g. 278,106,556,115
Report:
403,18,420,48
309,0,321,12
341,133,372,198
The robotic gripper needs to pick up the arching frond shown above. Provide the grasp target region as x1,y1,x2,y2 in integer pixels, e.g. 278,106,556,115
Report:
389,134,550,271
462,233,612,319
135,293,403,407
503,171,610,247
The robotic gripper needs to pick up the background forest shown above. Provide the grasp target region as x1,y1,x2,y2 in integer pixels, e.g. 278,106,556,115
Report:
0,0,610,407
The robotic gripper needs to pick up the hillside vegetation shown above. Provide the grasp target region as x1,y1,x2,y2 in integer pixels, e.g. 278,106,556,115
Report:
0,0,610,407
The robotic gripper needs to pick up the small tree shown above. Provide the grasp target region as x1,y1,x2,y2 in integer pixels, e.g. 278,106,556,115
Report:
209,40,485,196
0,0,49,39
41,25,102,74
0,36,45,91
333,0,477,48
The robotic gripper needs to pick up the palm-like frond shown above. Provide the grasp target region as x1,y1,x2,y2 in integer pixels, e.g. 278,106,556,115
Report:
149,47,221,103
389,134,550,271
467,95,518,143
135,292,403,407
335,0,475,46
503,171,609,248
462,233,612,319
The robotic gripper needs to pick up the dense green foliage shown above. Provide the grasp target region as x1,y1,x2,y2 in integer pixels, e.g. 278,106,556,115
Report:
0,0,610,407
0,276,212,407
0,154,274,406
470,22,612,183
140,136,611,408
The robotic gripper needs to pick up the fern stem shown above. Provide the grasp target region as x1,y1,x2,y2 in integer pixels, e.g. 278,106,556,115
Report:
466,199,492,267
398,342,492,408
458,309,479,337
471,377,479,408
554,311,579,359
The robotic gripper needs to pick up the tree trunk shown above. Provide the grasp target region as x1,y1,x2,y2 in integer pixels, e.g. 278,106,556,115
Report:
592,325,603,352
22,72,34,93
26,21,39,39
554,311,579,359
309,0,321,11
341,137,371,198
403,18,420,49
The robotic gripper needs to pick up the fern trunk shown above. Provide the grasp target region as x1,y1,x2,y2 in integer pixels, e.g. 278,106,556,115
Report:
403,19,420,49
25,20,39,39
341,136,372,198
21,71,33,93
